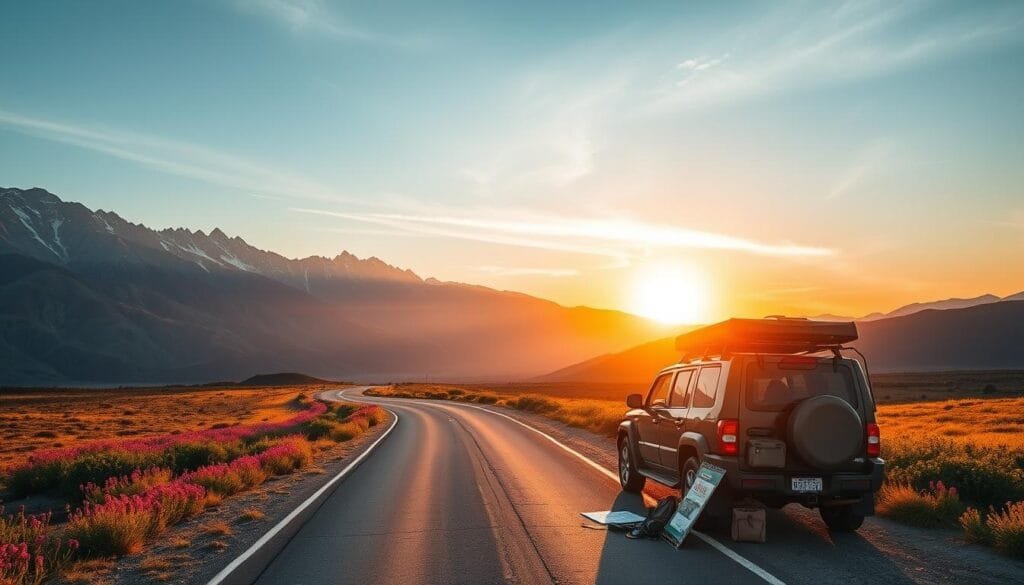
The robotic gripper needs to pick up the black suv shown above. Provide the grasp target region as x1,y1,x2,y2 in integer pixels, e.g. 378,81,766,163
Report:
617,317,885,531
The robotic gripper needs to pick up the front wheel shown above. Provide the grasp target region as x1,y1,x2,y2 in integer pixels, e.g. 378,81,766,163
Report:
820,504,865,532
618,439,646,492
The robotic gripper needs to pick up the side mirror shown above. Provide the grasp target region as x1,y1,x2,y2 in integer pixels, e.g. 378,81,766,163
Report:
626,393,643,409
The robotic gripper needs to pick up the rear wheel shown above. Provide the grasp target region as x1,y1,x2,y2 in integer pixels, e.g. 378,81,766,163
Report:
820,504,865,532
618,439,646,492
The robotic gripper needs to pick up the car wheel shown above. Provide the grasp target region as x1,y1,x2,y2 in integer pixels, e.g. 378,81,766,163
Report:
820,504,865,532
682,456,700,493
618,439,646,492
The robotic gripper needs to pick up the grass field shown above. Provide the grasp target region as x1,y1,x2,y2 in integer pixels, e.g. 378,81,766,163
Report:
0,386,312,469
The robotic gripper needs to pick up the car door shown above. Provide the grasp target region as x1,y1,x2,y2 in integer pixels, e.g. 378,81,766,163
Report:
635,372,674,468
658,368,697,474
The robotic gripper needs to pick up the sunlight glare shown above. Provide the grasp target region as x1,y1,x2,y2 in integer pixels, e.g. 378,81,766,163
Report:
630,262,710,325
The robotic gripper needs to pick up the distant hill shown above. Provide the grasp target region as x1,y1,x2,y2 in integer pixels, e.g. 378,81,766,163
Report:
238,373,333,387
861,294,1003,321
0,187,668,385
809,293,1020,322
537,301,1024,383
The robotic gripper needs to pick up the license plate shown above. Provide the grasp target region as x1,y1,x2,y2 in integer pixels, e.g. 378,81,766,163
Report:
791,477,823,492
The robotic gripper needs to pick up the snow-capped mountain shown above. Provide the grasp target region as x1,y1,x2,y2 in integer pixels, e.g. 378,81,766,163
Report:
0,187,667,386
0,187,420,291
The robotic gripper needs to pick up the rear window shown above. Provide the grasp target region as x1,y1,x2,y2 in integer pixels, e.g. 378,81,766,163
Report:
745,361,858,411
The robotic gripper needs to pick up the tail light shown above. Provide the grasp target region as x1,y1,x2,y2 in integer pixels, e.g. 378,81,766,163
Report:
717,419,739,455
866,422,881,457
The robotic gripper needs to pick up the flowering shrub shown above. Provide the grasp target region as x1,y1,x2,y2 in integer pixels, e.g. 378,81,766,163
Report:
0,509,78,585
0,508,50,547
0,399,374,579
305,405,385,442
81,467,174,503
64,436,315,557
179,456,266,497
256,437,313,475
65,482,206,556
877,480,964,528
6,401,328,497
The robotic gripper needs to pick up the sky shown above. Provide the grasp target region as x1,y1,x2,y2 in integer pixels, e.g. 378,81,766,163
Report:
1,0,1023,323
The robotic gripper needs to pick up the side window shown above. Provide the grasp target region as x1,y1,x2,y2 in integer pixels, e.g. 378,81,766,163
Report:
647,373,673,408
669,369,695,408
692,366,722,409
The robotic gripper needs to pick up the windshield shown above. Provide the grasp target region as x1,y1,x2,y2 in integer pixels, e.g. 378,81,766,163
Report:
744,360,858,411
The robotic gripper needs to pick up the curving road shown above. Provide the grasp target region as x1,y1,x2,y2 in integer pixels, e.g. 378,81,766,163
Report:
246,388,1021,585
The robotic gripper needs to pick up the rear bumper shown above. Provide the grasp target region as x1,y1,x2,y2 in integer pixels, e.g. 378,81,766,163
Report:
704,455,885,513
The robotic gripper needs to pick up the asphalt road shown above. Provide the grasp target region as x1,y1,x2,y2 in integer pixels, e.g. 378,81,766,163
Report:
247,388,1022,585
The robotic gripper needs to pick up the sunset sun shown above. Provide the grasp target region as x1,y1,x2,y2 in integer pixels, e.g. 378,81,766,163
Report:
630,263,710,325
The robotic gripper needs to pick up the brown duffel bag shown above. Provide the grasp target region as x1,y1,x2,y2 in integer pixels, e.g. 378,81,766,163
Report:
731,502,767,543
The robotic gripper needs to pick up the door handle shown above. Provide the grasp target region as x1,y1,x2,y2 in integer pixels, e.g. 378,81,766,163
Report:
674,420,684,427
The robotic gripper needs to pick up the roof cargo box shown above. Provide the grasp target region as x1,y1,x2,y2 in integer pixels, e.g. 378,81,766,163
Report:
675,318,858,356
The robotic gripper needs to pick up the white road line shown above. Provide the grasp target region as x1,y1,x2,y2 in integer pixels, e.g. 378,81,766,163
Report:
205,401,398,585
350,390,786,585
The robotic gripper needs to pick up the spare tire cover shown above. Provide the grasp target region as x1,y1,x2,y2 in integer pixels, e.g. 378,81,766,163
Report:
786,395,862,469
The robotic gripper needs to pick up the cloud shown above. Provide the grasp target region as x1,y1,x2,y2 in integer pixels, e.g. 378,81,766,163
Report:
649,2,1024,112
458,82,618,191
0,108,347,202
293,208,630,259
228,0,426,48
293,208,834,258
473,265,581,278
676,54,729,76
827,140,893,200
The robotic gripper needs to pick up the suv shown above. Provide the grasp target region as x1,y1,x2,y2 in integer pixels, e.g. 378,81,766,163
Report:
617,317,885,532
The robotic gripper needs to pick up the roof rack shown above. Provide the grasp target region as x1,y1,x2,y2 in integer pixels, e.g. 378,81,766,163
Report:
675,317,858,358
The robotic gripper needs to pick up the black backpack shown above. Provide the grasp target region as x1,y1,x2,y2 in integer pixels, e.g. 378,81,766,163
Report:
626,496,678,539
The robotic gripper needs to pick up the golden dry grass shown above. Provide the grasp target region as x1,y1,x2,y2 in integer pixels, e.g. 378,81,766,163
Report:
877,396,1024,449
59,558,115,585
0,386,326,469
201,520,233,537
238,507,266,522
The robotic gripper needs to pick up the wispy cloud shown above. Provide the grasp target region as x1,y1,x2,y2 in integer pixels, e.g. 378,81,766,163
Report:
294,208,630,259
649,2,1024,112
0,108,347,202
293,208,834,258
228,0,427,48
458,77,625,192
473,265,580,278
827,140,893,200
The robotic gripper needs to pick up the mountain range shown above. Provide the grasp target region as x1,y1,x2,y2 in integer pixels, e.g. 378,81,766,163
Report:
0,187,669,386
810,292,1024,322
538,301,1024,383
4,187,1022,388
